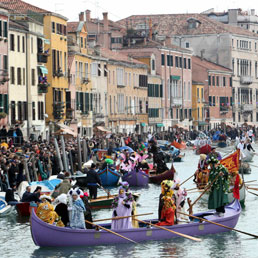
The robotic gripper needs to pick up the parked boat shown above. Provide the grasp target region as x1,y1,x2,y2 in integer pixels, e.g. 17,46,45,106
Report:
97,167,120,186
149,169,174,184
89,193,140,209
122,169,149,187
30,200,241,247
16,202,38,216
171,141,186,150
242,149,255,162
196,144,211,155
0,199,15,217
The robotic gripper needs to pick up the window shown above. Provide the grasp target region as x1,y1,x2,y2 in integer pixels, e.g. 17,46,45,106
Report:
216,76,219,86
111,37,122,44
23,68,25,85
22,36,25,53
148,108,159,118
175,56,178,67
63,25,67,36
213,96,215,106
179,57,182,68
17,68,21,85
167,55,170,66
91,63,98,76
17,36,20,52
52,22,55,33
212,76,215,86
11,101,15,122
31,37,33,53
184,58,187,69
188,58,191,69
152,59,155,70
98,64,101,76
3,55,7,71
208,75,211,86
32,102,35,120
84,38,87,48
10,34,15,51
230,77,232,87
23,102,28,120
31,69,35,86
139,75,148,87
3,21,7,38
116,68,124,86
185,42,190,48
52,49,56,75
0,20,2,37
10,67,15,84
209,96,212,106
223,77,226,86
104,64,108,77
80,37,83,48
161,54,165,66
17,101,22,121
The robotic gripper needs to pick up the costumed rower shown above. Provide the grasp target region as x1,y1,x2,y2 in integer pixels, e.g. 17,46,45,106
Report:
194,154,208,189
111,182,133,230
207,156,229,216
36,195,64,227
68,188,86,229
53,193,69,227
157,180,176,226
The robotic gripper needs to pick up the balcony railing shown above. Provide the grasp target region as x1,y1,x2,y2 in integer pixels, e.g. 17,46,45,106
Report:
37,53,49,63
171,97,182,106
240,75,253,85
38,82,50,93
241,104,253,112
54,68,64,78
81,77,90,84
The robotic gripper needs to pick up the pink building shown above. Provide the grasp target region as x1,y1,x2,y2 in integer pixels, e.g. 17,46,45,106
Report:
120,41,192,129
0,8,9,126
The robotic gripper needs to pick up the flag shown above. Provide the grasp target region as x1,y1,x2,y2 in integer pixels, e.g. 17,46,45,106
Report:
220,150,240,173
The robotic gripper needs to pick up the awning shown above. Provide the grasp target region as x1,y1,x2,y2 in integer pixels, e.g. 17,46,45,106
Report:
173,124,188,130
39,65,48,74
243,122,255,127
96,126,111,133
57,123,75,132
157,123,164,127
54,128,77,137
198,121,209,126
170,75,180,81
141,123,146,126
40,37,50,45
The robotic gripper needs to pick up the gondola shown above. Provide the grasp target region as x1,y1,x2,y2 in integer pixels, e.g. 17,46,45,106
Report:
30,200,241,247
122,169,149,187
97,167,121,186
149,169,174,184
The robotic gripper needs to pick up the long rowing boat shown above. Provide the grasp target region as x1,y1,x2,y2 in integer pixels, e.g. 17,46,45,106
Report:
30,200,241,247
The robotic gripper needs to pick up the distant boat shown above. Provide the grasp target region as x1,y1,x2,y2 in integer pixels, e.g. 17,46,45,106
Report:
0,199,15,217
122,169,149,187
30,200,241,247
149,169,175,184
171,141,186,150
242,149,255,162
97,167,120,186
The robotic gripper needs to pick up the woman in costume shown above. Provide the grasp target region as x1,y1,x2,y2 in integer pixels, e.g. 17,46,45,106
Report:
36,195,64,227
68,188,86,229
111,182,133,230
53,193,69,227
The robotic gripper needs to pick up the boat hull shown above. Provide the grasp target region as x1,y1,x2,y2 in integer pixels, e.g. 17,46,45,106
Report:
171,141,186,150
149,170,174,184
97,167,120,186
16,202,38,216
122,169,149,187
30,200,241,247
242,149,254,162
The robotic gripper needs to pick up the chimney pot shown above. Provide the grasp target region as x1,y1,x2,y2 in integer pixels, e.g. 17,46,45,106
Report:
103,12,108,31
79,12,84,21
86,10,91,22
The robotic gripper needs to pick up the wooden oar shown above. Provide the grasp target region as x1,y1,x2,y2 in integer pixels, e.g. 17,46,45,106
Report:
179,174,195,187
177,211,258,239
244,180,257,184
186,187,199,192
93,213,153,223
134,218,202,242
187,190,204,194
247,190,258,197
85,220,137,244
97,183,110,198
246,187,258,191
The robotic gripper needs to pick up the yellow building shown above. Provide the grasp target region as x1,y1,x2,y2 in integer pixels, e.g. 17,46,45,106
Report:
100,48,148,134
192,81,205,129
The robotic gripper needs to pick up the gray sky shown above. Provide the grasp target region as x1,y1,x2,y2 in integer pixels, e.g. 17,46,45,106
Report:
24,0,257,21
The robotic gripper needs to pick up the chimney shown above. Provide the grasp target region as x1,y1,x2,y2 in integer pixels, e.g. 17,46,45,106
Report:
79,12,84,22
251,9,255,16
228,9,238,25
85,10,91,22
103,12,108,31
200,49,205,60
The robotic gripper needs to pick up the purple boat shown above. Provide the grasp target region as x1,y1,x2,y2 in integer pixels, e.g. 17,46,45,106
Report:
122,169,149,187
31,200,241,247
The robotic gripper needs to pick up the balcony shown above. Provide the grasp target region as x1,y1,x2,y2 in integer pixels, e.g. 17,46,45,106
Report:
240,75,253,85
38,83,50,93
82,77,90,85
117,83,125,88
171,97,182,106
37,53,49,63
0,70,9,85
66,108,74,120
241,104,253,112
54,67,64,78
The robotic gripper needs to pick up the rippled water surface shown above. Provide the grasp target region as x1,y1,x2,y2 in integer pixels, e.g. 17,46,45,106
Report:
1,145,258,258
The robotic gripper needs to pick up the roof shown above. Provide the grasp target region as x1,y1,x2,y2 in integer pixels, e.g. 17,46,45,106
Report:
100,48,147,67
9,19,28,31
0,0,68,20
67,22,79,33
192,55,232,73
117,13,258,38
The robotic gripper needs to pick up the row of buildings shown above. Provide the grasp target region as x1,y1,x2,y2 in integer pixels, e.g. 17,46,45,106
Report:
0,1,256,139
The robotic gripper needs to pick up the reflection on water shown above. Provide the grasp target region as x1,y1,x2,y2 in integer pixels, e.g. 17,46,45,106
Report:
1,145,258,258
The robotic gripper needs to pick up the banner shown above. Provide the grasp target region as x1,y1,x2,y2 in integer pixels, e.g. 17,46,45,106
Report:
220,149,240,173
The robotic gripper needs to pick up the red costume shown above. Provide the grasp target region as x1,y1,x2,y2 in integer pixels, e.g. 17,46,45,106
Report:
233,174,240,200
157,196,176,226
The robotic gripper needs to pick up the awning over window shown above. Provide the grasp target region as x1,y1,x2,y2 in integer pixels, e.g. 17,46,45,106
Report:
157,123,164,127
170,75,180,81
198,121,209,126
39,65,48,74
141,123,146,126
40,37,51,45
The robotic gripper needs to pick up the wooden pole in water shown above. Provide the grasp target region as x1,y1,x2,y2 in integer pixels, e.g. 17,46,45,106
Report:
69,150,74,175
85,220,137,244
135,219,202,242
177,211,258,239
54,138,64,172
77,135,82,171
60,135,68,172
83,139,88,162
23,159,31,183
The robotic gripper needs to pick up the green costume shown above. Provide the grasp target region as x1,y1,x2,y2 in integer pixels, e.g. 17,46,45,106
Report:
208,163,229,210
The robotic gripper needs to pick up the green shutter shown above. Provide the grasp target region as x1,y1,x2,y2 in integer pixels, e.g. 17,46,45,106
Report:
4,94,8,114
0,94,3,112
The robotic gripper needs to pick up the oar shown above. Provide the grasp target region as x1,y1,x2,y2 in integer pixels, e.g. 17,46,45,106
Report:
179,174,195,187
135,218,202,242
97,183,110,198
177,211,258,239
93,212,153,223
85,220,137,244
249,164,258,169
247,190,258,197
245,180,257,184
246,187,258,191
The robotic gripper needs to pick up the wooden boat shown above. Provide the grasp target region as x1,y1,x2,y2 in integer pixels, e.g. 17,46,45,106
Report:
242,149,255,162
0,199,15,217
173,153,185,162
89,193,140,209
16,202,38,216
149,169,174,184
30,200,241,247
171,141,186,150
196,144,211,155
122,169,149,187
97,167,120,186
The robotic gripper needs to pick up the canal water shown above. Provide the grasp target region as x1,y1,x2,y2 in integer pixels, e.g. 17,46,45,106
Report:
1,145,258,258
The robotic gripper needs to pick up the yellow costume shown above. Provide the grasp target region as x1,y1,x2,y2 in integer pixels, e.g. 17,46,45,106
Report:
36,201,64,227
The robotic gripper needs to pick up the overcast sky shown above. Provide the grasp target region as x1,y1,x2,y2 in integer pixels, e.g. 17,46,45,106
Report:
24,0,258,21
